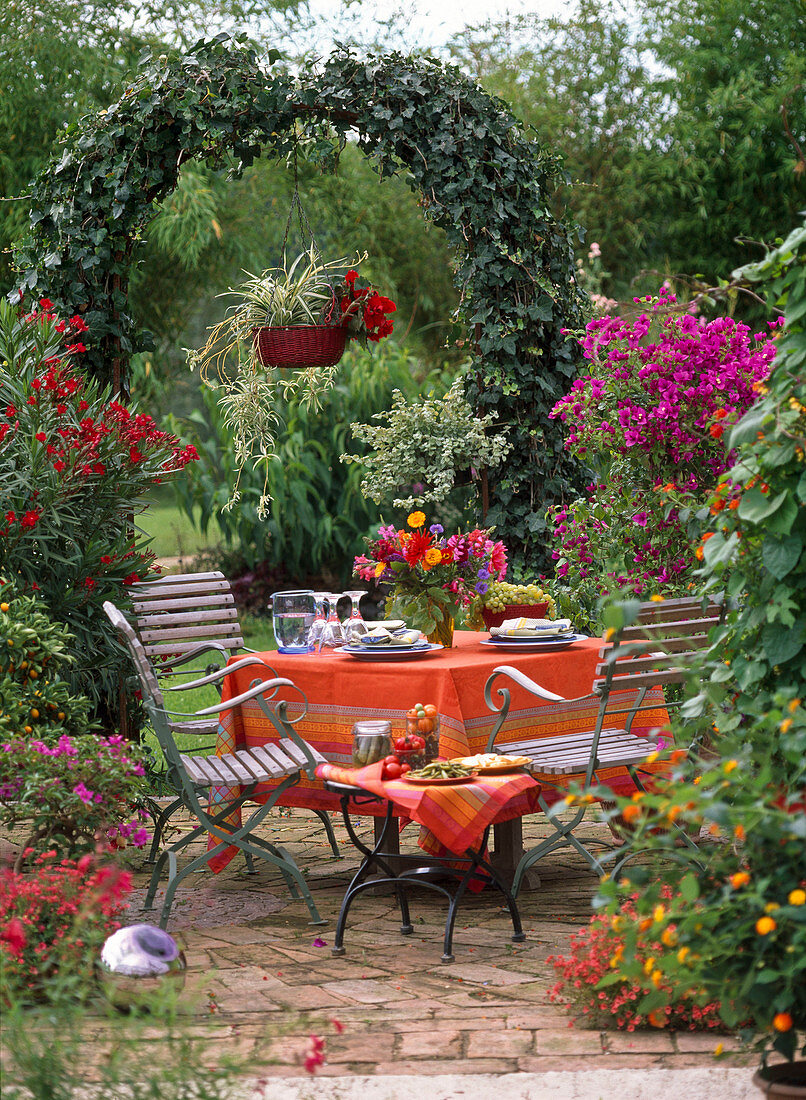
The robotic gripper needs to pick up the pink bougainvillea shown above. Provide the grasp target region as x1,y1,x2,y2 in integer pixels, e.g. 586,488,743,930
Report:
549,295,781,607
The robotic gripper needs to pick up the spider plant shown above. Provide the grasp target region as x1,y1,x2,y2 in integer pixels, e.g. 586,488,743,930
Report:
186,248,360,518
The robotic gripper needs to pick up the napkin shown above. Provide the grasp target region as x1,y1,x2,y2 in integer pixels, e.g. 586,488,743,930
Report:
358,627,424,647
490,617,573,638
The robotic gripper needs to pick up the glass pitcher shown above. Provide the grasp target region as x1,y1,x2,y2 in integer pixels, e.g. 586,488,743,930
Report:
271,590,315,654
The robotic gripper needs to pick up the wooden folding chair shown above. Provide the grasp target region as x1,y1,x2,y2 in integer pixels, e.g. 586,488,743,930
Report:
105,600,331,928
484,596,725,893
123,573,339,863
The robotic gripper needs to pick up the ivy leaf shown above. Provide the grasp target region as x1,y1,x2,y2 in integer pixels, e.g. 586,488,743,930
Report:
762,621,804,666
762,534,802,579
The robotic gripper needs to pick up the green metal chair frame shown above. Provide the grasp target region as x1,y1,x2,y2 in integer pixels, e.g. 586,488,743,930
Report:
105,601,330,929
484,596,724,894
120,574,340,864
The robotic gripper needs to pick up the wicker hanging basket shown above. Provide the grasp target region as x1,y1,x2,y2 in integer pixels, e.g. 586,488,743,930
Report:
252,324,347,370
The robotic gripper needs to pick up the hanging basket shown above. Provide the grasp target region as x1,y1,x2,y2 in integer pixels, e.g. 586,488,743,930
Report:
252,325,347,369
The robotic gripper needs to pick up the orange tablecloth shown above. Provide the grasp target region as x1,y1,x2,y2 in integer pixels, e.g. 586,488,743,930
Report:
316,761,543,856
213,631,670,815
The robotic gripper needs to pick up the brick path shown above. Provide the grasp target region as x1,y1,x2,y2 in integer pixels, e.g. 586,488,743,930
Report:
109,807,756,1086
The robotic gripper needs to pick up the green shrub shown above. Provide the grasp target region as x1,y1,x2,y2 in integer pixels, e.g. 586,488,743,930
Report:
168,340,429,580
593,221,806,1065
0,578,92,742
0,296,198,732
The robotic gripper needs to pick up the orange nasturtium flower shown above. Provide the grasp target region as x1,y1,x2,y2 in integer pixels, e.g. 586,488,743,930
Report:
648,1009,667,1028
756,916,777,936
788,889,806,906
729,872,750,889
773,1012,794,1033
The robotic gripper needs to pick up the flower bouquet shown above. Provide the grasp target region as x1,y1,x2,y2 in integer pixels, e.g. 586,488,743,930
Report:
353,512,508,646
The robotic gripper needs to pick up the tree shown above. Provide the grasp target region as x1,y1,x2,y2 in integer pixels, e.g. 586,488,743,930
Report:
450,0,806,308
640,0,806,283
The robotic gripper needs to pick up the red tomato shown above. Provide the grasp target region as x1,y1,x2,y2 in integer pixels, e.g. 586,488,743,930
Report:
411,735,425,750
400,763,411,775
394,738,407,751
383,761,402,780
384,755,398,766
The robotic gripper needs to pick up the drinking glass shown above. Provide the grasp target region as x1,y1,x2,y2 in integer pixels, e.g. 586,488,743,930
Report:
342,589,368,643
271,590,315,654
319,593,347,649
306,591,329,651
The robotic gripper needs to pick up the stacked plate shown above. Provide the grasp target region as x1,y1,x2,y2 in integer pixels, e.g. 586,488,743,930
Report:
482,617,587,651
341,622,443,661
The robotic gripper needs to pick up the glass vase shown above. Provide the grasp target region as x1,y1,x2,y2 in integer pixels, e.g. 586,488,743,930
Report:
427,615,455,648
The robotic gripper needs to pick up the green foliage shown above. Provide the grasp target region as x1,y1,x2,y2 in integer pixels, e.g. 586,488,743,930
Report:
168,339,423,578
0,297,196,732
15,35,588,575
640,0,806,288
595,698,806,1060
0,851,132,1008
0,580,93,742
343,372,512,509
452,0,805,313
0,731,148,868
588,224,806,1063
689,219,806,722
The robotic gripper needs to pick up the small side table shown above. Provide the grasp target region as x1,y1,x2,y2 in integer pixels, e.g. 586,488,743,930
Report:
323,779,526,963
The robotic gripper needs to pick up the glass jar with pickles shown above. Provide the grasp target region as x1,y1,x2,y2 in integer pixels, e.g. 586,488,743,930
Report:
351,720,393,767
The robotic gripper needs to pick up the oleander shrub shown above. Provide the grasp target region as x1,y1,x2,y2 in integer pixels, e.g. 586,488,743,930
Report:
0,296,198,732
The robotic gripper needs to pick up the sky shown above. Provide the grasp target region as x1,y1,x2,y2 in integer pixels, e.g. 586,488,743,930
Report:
283,0,576,57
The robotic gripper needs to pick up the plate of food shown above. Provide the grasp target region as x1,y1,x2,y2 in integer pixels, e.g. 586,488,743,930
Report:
454,753,533,774
480,633,587,652
341,643,443,661
401,761,476,784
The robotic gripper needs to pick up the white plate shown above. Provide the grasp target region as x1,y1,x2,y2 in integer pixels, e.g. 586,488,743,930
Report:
480,633,588,652
340,643,444,661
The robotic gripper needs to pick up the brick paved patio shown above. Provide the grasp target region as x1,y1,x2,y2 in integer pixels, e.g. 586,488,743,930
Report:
92,805,756,1082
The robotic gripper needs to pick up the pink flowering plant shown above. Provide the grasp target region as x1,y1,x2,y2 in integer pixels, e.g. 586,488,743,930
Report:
0,850,131,1005
0,731,149,871
353,511,507,635
549,293,778,625
548,884,724,1032
0,295,198,731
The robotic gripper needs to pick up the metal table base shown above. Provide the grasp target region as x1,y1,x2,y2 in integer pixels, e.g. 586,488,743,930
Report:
325,781,526,963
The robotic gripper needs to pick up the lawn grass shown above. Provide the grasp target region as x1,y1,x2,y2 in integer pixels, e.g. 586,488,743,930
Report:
136,491,223,560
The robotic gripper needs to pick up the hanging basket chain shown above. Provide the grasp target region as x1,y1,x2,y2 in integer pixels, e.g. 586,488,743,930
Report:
279,139,338,325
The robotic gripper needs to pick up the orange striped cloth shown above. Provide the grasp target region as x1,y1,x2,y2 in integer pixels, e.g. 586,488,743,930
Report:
207,632,672,871
316,761,543,856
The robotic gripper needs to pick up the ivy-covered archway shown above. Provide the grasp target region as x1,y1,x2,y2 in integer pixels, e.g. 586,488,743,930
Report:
14,35,587,572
